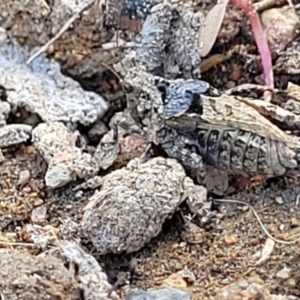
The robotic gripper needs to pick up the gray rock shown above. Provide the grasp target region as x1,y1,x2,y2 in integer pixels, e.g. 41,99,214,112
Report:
0,39,108,127
32,122,98,188
80,157,207,254
126,287,190,300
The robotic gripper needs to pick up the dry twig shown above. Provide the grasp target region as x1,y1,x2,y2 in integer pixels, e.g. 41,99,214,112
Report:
0,241,39,248
215,198,298,245
26,0,96,64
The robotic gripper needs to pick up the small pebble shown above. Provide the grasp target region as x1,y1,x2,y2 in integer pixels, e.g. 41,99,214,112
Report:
224,233,237,245
286,278,296,287
88,120,108,144
31,206,47,224
33,198,44,206
261,5,299,54
229,65,242,82
75,190,84,199
276,267,291,280
177,267,196,285
179,242,186,248
162,273,187,288
290,218,300,227
22,186,32,193
275,196,283,205
79,157,207,254
17,169,31,187
172,243,179,250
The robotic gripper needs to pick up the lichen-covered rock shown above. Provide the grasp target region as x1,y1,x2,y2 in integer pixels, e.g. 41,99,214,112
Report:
0,39,108,126
46,241,121,300
0,124,32,148
0,241,120,300
80,156,207,254
0,249,81,300
32,122,98,188
0,121,31,161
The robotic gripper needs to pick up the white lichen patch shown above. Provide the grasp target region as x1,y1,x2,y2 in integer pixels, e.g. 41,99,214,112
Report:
0,39,108,126
0,124,32,148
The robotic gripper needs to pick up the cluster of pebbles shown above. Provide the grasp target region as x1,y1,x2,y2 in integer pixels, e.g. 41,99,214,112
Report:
0,1,300,300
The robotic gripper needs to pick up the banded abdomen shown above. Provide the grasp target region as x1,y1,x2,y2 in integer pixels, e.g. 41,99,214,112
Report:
158,124,298,177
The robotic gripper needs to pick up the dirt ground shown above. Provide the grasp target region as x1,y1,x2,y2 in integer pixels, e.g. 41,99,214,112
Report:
2,144,300,299
1,0,300,299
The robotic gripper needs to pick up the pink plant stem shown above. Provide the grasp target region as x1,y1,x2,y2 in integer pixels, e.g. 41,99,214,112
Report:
231,0,274,88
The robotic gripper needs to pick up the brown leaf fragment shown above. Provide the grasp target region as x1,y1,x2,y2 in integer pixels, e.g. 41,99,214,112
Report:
200,54,229,73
